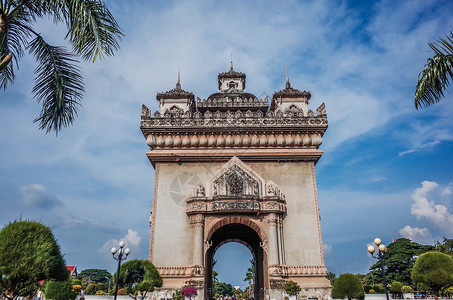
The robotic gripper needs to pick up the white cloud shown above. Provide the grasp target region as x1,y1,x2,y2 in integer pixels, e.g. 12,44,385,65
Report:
399,226,433,244
410,181,453,235
19,184,63,210
442,186,452,197
98,229,142,255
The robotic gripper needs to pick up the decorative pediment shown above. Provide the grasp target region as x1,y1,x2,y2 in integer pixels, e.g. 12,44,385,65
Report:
186,157,286,215
206,156,265,198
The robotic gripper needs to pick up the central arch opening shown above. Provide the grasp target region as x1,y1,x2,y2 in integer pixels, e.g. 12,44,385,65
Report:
205,222,266,300
212,242,253,297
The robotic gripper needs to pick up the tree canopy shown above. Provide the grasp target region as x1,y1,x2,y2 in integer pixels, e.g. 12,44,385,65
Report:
0,0,122,134
116,259,162,297
0,220,68,299
412,251,453,299
78,268,112,285
415,31,453,109
368,238,433,285
213,281,234,297
45,278,77,300
434,238,453,256
332,273,365,300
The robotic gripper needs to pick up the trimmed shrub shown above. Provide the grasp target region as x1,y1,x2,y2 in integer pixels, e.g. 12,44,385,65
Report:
391,281,404,293
95,290,106,295
401,286,414,293
85,284,97,295
373,284,385,293
45,279,77,300
412,251,453,297
332,273,365,300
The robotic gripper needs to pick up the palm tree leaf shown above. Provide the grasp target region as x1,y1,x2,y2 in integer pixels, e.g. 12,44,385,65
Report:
415,53,453,109
64,0,122,62
27,35,84,134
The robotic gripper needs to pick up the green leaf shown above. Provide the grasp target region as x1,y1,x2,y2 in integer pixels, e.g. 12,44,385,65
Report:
65,0,123,62
27,35,84,134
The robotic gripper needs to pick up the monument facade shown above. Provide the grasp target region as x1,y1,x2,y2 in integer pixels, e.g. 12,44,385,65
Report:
140,63,331,300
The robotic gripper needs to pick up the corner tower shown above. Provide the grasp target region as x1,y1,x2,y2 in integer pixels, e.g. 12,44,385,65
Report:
141,65,331,300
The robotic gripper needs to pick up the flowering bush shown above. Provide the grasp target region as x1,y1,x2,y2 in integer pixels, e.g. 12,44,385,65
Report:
117,288,128,295
72,285,82,293
181,286,198,299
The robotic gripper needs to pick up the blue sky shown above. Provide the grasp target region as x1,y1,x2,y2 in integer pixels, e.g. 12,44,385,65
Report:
1,0,453,289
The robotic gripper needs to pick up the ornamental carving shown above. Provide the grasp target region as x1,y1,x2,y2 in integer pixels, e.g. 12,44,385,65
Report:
268,265,328,277
213,165,259,198
186,157,286,216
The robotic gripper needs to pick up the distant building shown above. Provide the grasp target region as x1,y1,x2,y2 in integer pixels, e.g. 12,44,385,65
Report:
66,266,78,278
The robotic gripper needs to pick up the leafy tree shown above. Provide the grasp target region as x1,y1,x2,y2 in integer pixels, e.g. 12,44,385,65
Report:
417,282,430,293
243,263,255,296
0,0,123,134
415,31,453,109
372,284,385,294
213,281,234,296
133,280,156,299
327,272,337,286
72,279,81,286
444,286,453,297
85,283,97,295
369,238,433,285
412,251,453,299
285,281,301,296
212,269,219,282
95,282,105,292
332,273,365,300
117,259,162,289
0,220,68,299
78,268,112,285
390,281,404,298
45,278,77,300
115,259,162,299
435,238,453,256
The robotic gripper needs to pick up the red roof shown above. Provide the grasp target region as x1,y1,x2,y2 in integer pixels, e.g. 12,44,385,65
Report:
66,266,77,277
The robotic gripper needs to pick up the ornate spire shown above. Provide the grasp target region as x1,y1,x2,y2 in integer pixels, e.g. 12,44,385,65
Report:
285,66,291,89
230,54,234,71
176,68,181,89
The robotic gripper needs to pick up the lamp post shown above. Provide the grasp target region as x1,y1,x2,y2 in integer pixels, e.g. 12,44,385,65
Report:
367,238,390,300
111,241,131,300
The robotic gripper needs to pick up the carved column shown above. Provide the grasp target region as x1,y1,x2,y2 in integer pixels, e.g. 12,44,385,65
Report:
268,213,280,265
191,214,205,266
277,215,286,265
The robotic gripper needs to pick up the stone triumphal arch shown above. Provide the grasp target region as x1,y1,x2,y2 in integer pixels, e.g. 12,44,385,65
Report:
140,63,331,299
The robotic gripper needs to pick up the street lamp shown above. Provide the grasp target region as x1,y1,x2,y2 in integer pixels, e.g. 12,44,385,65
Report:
111,241,131,300
367,238,389,300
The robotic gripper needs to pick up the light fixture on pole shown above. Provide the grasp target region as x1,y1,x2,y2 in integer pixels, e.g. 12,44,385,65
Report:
367,238,389,300
111,241,131,300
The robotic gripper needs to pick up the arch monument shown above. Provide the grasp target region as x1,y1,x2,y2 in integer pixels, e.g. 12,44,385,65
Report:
140,64,331,299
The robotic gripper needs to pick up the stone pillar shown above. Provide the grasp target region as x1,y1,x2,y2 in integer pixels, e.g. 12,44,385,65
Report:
277,215,286,265
268,213,280,265
191,214,205,266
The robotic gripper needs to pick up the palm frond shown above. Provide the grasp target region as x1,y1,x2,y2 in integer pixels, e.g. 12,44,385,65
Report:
415,32,453,109
27,35,84,134
65,0,122,62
